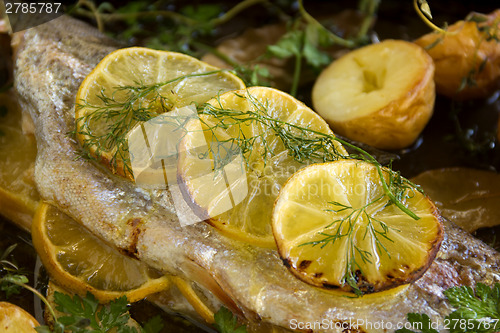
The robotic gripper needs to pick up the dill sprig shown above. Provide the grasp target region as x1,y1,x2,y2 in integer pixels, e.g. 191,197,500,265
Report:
75,70,230,177
198,91,346,169
299,194,402,295
77,82,423,296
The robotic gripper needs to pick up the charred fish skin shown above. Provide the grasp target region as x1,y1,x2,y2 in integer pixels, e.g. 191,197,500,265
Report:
13,15,500,332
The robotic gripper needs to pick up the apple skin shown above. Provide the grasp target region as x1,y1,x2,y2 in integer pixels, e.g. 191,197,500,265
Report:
313,40,435,150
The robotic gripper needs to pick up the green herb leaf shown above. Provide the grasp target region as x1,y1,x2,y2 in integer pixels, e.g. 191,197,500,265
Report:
54,291,138,332
214,307,247,333
141,315,164,333
0,274,28,298
115,1,150,25
181,4,221,22
267,30,303,58
34,326,54,333
303,39,330,68
402,313,439,333
400,284,500,333
443,283,500,333
303,24,331,67
418,0,432,20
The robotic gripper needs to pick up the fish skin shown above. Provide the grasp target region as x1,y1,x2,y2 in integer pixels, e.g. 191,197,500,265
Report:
13,15,500,332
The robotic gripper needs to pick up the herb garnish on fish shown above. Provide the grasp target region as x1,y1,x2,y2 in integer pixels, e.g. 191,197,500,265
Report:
77,75,422,295
75,70,230,176
299,197,398,294
398,283,500,333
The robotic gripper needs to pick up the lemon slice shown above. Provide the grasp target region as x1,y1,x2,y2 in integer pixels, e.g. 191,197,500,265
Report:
31,202,170,303
75,47,245,179
0,92,39,231
272,160,443,294
177,87,347,247
171,277,215,324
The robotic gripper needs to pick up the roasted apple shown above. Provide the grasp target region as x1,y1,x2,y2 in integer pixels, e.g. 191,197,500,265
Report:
312,39,435,150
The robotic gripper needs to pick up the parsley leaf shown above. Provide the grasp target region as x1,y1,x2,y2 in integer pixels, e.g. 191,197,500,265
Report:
53,291,139,333
141,315,164,333
267,29,303,59
214,307,247,333
398,283,500,333
266,26,330,69
181,4,221,23
444,283,500,333
0,274,28,298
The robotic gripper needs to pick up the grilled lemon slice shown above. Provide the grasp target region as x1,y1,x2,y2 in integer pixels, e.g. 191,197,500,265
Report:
75,47,245,180
272,160,443,294
32,202,170,303
177,87,347,247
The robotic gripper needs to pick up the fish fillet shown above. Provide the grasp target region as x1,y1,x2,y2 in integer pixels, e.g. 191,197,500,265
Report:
13,15,500,332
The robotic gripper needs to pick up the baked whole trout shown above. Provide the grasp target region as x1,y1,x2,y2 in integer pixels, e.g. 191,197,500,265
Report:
13,15,500,332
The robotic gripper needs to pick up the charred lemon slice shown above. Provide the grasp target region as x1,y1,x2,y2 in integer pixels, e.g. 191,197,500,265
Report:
32,202,170,303
272,160,443,294
177,87,347,248
75,47,245,180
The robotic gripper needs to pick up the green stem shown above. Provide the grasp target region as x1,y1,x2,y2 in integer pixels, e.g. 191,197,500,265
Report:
413,0,450,34
375,165,419,220
210,0,270,26
77,0,104,32
333,136,419,220
297,0,357,48
1,277,60,326
356,0,380,40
